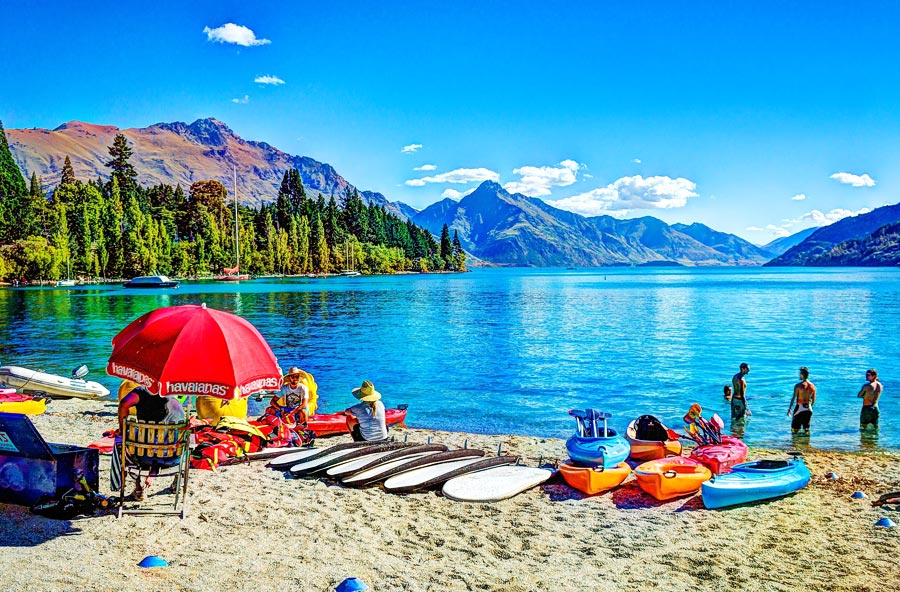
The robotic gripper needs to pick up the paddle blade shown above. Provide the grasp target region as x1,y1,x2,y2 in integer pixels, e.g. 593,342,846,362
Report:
710,413,725,430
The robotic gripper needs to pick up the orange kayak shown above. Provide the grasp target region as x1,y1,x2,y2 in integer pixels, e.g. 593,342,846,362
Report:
625,418,683,461
559,461,631,495
633,456,712,500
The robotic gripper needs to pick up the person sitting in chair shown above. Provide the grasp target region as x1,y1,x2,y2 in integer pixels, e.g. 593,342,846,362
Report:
345,380,387,442
116,385,185,500
268,366,311,426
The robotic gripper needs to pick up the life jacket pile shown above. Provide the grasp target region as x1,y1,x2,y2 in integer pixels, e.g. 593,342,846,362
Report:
190,415,314,470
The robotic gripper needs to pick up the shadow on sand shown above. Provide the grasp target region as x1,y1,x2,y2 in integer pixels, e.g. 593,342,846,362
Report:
0,504,84,547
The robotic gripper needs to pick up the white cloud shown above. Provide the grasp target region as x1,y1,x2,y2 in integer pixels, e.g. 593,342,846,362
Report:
761,207,873,238
830,172,875,187
401,144,422,154
405,167,499,187
791,193,807,201
632,158,642,164
414,164,437,171
232,95,250,104
583,173,593,179
745,226,766,232
502,159,582,197
254,75,285,85
441,188,476,200
765,224,791,238
204,24,271,47
546,175,698,216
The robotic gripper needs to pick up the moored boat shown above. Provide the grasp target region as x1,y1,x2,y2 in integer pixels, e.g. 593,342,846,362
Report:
689,436,749,474
123,274,178,288
0,365,110,399
625,415,683,461
565,409,630,468
701,457,811,509
633,456,712,500
559,460,631,495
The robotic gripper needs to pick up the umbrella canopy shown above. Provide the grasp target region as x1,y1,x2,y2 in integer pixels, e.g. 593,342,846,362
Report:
107,303,281,399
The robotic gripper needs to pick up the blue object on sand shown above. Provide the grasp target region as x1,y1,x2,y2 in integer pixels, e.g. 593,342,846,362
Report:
851,491,867,499
566,409,630,468
874,517,896,528
701,457,811,509
335,577,369,592
138,555,168,568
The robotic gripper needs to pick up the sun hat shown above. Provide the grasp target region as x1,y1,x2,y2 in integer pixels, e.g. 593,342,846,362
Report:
352,380,381,402
283,366,303,379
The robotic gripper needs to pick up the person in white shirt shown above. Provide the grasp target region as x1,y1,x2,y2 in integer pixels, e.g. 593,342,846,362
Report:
345,380,387,441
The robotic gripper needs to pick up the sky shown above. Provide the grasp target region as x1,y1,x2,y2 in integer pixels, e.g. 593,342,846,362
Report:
2,1,900,244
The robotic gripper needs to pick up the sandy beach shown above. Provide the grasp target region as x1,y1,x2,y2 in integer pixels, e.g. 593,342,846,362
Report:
2,398,898,592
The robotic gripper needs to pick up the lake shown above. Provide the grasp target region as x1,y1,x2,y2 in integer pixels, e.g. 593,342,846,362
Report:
1,267,897,451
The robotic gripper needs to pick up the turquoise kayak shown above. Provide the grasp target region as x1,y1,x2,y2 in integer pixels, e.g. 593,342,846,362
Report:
701,457,811,509
566,408,630,468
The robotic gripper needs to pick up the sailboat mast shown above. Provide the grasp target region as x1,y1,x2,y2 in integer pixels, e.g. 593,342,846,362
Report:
233,164,240,271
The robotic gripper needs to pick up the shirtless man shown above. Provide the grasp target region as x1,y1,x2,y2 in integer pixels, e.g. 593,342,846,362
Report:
731,363,752,420
788,366,816,434
857,368,883,430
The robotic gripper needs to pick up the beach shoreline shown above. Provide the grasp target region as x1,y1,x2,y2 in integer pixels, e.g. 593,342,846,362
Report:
1,398,898,592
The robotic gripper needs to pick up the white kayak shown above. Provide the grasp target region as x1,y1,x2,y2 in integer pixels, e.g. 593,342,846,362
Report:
0,365,110,399
442,466,554,502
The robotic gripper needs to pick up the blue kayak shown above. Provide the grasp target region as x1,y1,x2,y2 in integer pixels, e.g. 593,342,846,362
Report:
565,408,631,468
701,457,811,509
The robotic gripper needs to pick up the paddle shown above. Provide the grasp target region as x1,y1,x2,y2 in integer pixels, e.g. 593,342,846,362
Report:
872,491,900,507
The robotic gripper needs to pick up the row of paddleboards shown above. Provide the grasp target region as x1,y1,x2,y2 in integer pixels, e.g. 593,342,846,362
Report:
265,440,553,502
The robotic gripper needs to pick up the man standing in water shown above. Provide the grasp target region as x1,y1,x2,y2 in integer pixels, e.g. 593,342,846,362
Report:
788,366,816,434
858,368,883,430
731,363,752,420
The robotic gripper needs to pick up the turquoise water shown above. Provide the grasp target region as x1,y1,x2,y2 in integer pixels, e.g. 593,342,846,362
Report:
1,267,898,451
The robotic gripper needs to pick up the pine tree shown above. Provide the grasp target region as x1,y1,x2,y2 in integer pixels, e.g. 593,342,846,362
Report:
0,120,28,241
105,133,138,189
59,155,77,186
309,212,329,272
452,230,467,271
440,224,452,268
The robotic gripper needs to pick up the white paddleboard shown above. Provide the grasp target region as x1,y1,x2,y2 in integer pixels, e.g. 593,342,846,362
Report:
327,449,410,477
442,466,553,502
384,457,488,491
266,448,321,468
290,442,406,476
342,451,445,485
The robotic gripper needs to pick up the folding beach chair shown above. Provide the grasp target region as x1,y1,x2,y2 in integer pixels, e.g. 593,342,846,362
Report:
116,417,190,518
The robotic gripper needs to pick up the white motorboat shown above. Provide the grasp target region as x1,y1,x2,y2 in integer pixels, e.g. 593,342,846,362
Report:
123,275,178,288
0,365,110,399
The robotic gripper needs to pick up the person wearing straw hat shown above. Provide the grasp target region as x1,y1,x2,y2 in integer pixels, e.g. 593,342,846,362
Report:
345,380,387,441
268,366,311,425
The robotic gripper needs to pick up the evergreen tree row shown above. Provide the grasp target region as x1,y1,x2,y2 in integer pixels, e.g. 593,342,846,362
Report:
0,124,467,281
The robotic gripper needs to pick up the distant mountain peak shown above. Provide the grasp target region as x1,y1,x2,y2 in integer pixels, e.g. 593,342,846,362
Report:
53,121,119,134
153,117,234,147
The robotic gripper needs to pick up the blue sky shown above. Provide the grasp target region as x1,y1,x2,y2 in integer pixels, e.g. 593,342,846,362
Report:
2,1,899,243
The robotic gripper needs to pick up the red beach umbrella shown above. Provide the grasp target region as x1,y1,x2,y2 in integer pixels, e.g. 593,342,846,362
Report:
107,303,282,399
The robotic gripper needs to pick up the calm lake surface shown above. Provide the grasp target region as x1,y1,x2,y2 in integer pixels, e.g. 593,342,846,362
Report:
1,267,898,451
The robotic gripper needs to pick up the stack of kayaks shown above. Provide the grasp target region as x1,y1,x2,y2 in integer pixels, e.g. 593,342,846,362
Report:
0,390,47,415
269,439,552,501
625,415,682,461
701,457,811,509
633,456,712,501
560,409,632,495
689,436,749,475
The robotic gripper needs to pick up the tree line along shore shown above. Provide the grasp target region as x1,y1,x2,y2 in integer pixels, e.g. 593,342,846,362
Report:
0,122,467,282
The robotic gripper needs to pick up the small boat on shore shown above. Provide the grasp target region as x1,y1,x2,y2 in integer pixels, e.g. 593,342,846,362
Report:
701,456,811,509
634,456,712,500
565,409,630,468
123,274,178,289
690,436,749,475
626,415,683,461
0,365,110,399
559,460,631,495
307,405,408,437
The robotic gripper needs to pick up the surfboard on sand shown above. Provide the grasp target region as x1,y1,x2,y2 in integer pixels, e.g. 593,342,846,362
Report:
327,444,448,478
268,440,387,470
290,442,411,477
342,449,483,487
442,466,554,502
341,448,453,486
384,456,519,493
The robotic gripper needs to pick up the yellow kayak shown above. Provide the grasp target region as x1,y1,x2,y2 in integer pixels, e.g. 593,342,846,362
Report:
0,393,47,415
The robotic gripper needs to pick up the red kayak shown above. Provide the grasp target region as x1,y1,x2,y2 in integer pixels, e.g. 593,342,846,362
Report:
307,406,408,437
689,436,748,475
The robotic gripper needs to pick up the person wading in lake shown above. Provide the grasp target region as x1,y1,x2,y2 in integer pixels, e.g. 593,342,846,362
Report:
731,363,752,420
788,366,816,435
858,368,883,430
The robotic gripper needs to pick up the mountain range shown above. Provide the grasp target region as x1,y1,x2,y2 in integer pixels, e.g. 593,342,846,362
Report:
9,117,891,267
